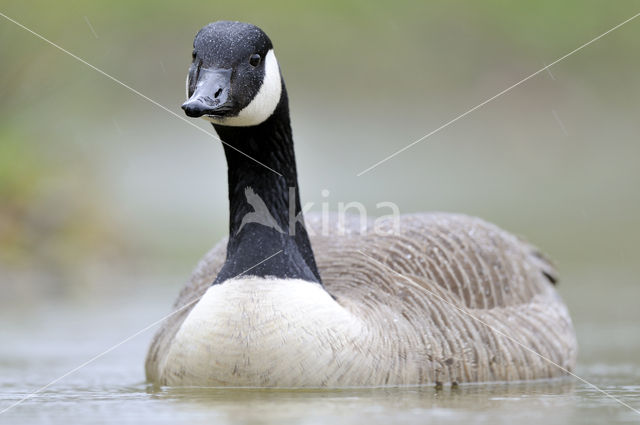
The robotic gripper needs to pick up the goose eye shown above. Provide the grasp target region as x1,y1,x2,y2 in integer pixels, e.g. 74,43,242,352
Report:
249,54,261,67
192,50,196,60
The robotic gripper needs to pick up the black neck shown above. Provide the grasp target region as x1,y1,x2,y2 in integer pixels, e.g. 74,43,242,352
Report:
211,86,321,285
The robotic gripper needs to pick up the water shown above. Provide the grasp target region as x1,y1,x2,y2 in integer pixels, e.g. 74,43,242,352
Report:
1,276,639,425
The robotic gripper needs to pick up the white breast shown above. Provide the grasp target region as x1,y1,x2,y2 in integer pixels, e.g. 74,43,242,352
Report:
158,277,369,386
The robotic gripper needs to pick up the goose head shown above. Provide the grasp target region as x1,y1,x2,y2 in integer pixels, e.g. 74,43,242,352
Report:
181,21,283,127
179,21,322,285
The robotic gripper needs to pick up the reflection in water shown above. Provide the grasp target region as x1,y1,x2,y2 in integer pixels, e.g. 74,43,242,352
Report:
146,381,579,424
154,379,577,407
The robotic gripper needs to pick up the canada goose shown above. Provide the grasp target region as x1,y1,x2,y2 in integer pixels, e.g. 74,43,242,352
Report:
145,21,577,387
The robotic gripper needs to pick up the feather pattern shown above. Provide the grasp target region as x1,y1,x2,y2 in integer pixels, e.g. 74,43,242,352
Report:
146,212,577,386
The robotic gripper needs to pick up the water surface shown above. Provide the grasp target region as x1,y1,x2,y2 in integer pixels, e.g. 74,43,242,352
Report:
1,277,639,425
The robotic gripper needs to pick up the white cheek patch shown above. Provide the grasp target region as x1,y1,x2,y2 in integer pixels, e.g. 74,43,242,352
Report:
204,49,282,127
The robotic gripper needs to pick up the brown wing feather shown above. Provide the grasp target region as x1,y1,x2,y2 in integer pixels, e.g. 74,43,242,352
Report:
307,213,552,309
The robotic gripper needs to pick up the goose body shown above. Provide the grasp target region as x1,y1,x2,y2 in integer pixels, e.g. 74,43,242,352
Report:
145,22,577,386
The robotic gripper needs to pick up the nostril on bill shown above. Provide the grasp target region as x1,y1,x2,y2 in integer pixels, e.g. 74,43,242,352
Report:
214,88,223,98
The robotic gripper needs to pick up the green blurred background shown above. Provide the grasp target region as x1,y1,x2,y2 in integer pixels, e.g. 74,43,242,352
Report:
1,1,639,363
